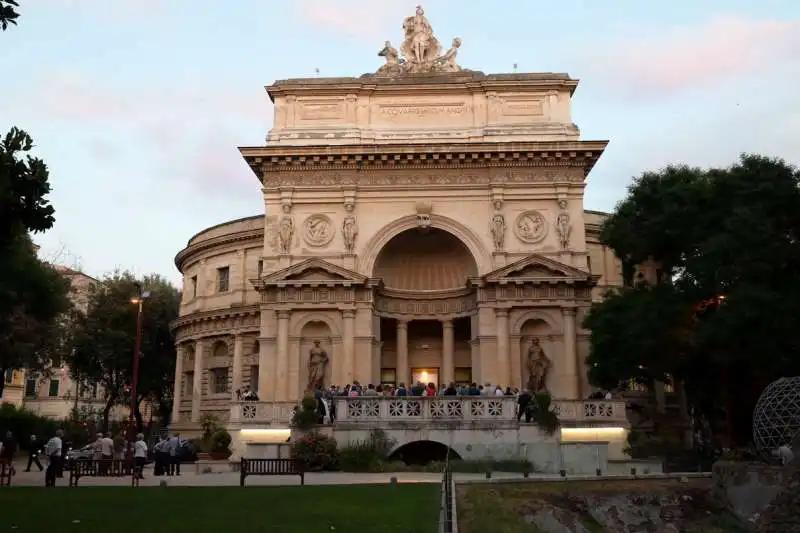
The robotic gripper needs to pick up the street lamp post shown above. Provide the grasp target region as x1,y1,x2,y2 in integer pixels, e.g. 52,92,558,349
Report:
127,289,151,461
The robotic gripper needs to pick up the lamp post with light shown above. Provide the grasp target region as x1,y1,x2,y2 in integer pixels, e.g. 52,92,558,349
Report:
127,286,151,460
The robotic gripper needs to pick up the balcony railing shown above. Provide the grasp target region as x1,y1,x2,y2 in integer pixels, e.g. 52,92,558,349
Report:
227,398,629,426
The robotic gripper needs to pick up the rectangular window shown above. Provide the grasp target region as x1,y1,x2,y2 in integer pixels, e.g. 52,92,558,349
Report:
25,378,37,397
211,368,229,394
627,378,649,393
250,365,259,392
184,372,194,397
48,379,60,397
191,275,198,298
4,369,12,384
454,367,472,386
217,267,230,293
257,260,263,279
380,368,397,387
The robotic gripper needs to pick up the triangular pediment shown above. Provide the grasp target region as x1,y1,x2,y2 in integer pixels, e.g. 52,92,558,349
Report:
255,258,369,287
481,254,594,284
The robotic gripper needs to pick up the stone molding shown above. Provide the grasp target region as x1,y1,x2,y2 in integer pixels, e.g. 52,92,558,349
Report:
374,287,476,320
174,227,263,271
171,305,260,342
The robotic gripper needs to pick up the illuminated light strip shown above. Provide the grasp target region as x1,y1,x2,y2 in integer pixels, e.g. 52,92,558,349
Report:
239,428,291,442
560,427,627,440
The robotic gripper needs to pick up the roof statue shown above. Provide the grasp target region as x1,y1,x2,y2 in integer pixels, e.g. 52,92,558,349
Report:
375,6,463,76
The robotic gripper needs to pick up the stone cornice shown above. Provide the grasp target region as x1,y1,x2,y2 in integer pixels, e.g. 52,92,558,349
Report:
174,228,263,272
241,141,607,175
170,304,260,335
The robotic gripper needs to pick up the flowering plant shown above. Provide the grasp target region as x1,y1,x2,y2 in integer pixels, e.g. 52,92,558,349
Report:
290,431,338,471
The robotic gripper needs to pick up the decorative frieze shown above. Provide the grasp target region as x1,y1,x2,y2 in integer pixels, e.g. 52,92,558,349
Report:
478,285,592,303
374,290,476,318
172,306,260,341
262,286,374,305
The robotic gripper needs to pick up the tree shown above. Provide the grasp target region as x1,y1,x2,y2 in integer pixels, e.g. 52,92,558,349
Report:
585,154,800,445
68,272,179,430
0,0,19,31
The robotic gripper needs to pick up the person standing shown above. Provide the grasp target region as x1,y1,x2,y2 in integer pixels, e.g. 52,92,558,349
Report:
133,433,148,479
25,435,43,472
0,431,17,477
168,432,181,476
44,430,63,487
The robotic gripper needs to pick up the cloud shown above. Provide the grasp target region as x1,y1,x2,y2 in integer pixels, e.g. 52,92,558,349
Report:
585,15,800,96
293,0,415,41
3,68,270,200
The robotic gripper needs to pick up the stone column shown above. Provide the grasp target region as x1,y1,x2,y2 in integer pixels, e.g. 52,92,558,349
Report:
275,311,290,400
396,320,409,387
171,345,184,424
495,310,510,387
562,307,578,399
231,334,244,402
257,339,271,401
342,310,355,386
191,339,206,422
442,319,454,385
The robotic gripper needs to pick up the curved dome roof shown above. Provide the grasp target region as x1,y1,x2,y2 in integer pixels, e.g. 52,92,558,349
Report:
373,228,477,291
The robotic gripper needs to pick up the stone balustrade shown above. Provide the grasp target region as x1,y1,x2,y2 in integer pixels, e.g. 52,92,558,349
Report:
552,400,628,424
227,398,628,426
229,401,296,426
335,396,518,422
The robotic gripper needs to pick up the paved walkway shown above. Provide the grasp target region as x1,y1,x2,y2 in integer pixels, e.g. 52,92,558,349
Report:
3,459,684,487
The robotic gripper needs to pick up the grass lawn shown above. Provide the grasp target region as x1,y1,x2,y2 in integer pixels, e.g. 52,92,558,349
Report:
0,484,440,533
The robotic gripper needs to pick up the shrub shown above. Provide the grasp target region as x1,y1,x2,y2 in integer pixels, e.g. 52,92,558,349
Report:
0,403,59,449
290,431,338,471
337,429,396,472
211,428,232,454
291,396,319,431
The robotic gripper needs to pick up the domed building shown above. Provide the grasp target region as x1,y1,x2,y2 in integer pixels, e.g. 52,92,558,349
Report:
169,8,629,456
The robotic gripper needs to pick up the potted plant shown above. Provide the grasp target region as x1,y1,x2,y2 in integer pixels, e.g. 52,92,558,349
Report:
209,428,232,460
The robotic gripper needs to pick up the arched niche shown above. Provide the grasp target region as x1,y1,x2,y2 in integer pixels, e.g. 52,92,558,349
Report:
518,318,554,392
298,320,333,394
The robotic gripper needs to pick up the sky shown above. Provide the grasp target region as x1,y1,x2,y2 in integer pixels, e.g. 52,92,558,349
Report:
2,0,799,285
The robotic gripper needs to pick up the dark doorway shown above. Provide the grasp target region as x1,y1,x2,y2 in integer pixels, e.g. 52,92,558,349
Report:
389,440,462,465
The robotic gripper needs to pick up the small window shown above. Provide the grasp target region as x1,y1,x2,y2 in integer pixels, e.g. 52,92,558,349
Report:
211,368,229,394
184,372,194,397
25,378,37,397
191,275,198,298
4,369,12,384
250,365,259,392
217,267,230,293
48,379,60,397
257,260,263,279
454,367,472,386
380,368,397,387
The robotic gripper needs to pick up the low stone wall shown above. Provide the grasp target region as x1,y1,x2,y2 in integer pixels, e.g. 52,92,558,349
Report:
712,461,786,525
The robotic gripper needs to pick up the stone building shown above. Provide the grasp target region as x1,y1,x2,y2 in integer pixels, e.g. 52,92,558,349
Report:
170,8,629,456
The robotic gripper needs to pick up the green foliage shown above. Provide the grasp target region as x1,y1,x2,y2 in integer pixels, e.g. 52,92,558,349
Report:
290,431,338,471
67,271,180,428
0,0,19,30
337,429,396,472
586,154,800,444
623,430,667,459
210,428,232,453
0,126,71,399
290,396,319,431
0,402,107,449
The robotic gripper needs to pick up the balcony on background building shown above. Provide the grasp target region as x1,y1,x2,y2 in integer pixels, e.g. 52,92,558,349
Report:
228,397,628,427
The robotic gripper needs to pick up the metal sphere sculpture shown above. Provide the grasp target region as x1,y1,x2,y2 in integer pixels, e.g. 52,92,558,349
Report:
752,376,800,458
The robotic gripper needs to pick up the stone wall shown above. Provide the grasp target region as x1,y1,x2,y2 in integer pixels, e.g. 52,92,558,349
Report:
712,461,786,526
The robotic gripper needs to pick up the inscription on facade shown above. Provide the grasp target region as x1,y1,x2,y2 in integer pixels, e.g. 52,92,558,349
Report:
378,103,469,118
299,102,345,121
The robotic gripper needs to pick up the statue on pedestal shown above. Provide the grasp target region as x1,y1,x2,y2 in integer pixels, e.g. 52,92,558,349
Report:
306,340,329,393
278,204,294,254
490,213,506,251
341,203,358,254
525,338,550,393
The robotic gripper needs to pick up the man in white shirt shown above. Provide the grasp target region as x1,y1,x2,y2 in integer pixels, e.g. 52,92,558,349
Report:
133,433,148,479
44,430,63,487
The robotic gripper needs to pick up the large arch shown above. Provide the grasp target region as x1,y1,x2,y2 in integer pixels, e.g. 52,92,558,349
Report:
389,439,463,465
359,214,491,276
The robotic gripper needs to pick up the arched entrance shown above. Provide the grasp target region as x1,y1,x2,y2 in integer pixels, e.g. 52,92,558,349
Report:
389,440,462,465
372,228,479,388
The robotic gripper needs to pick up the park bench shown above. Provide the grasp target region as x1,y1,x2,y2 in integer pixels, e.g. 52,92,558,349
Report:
239,458,305,486
68,458,138,487
0,461,11,487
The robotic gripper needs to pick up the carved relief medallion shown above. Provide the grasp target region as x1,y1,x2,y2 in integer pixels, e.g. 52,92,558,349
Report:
302,214,334,247
514,210,547,244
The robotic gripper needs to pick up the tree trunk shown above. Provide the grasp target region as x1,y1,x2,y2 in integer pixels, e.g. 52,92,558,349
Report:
102,391,117,432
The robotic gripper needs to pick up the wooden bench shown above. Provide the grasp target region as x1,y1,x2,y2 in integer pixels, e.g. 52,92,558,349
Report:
68,458,137,487
0,461,12,487
239,458,305,486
